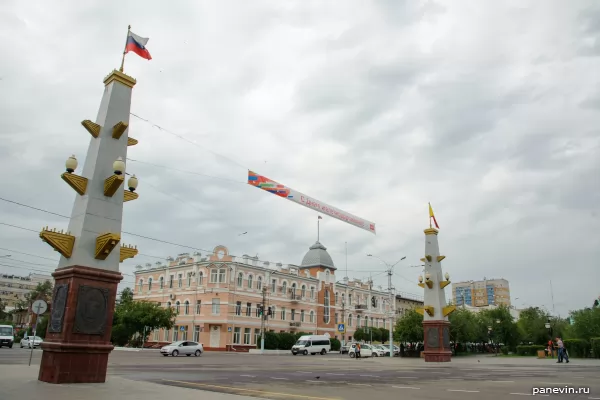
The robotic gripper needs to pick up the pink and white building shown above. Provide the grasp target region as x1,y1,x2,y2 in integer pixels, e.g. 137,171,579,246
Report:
133,242,393,351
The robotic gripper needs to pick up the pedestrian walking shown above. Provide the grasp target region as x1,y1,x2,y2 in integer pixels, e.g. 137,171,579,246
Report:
356,343,361,359
556,337,569,363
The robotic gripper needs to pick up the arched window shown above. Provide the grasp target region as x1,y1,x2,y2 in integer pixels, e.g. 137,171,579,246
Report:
198,272,204,285
166,301,171,309
257,276,263,290
323,290,330,324
357,315,361,327
159,277,164,289
341,293,345,305
291,283,297,298
175,301,180,313
148,278,153,291
310,286,315,299
348,314,353,327
335,292,339,304
325,270,330,283
248,275,253,289
271,306,277,320
237,272,243,287
138,279,143,292
282,281,287,294
301,285,306,298
310,310,315,323
184,301,190,315
349,294,353,305
218,268,226,283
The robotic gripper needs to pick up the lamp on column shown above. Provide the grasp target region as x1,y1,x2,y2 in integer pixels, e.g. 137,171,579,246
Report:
113,157,125,175
61,155,88,196
127,174,138,192
424,272,433,288
105,157,126,197
65,155,78,173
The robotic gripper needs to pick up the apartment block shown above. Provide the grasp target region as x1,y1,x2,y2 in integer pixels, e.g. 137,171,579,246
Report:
452,278,511,307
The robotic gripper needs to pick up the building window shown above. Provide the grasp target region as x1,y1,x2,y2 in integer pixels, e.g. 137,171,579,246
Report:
341,293,345,305
256,303,261,317
349,294,352,305
271,306,277,320
176,301,181,314
335,292,339,304
301,310,305,322
233,327,241,344
169,275,174,288
246,302,252,317
182,326,188,340
178,274,182,288
184,301,190,315
357,315,361,327
301,285,306,298
248,275,253,289
235,301,242,316
254,328,261,344
159,277,164,289
173,328,179,342
237,272,243,287
196,300,201,314
291,283,297,298
153,330,159,341
281,307,286,320
187,273,192,287
257,276,262,290
165,329,170,341
271,279,276,293
243,328,251,345
218,268,226,283
212,298,220,314
348,314,353,327
198,272,204,285
138,279,143,293
148,278,153,291
323,290,330,324
309,311,314,323
194,325,200,342
291,309,296,321
325,270,330,283
211,269,218,283
282,281,287,294
335,313,339,324
167,301,171,309
310,287,315,299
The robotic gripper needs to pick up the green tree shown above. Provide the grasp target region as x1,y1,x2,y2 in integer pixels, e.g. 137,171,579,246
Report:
380,328,390,344
517,307,549,344
25,280,53,304
394,309,423,344
111,288,177,346
353,328,366,341
568,307,600,341
448,307,480,344
478,305,519,348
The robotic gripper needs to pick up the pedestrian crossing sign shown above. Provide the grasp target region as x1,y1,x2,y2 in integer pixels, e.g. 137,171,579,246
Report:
337,324,345,333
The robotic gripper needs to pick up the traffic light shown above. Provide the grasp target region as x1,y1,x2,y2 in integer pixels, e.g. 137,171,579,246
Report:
267,306,272,316
371,297,376,307
258,305,264,316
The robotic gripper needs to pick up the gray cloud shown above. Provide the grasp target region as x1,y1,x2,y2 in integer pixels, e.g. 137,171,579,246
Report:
1,0,599,314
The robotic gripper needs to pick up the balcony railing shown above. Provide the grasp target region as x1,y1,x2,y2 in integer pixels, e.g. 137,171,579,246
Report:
289,322,301,328
355,304,368,312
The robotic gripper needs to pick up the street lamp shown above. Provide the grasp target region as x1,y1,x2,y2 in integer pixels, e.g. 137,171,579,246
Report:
366,253,406,357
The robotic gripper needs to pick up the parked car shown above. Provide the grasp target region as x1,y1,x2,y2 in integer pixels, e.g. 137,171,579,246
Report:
340,342,354,354
160,341,204,357
373,344,391,356
20,336,43,349
371,345,385,357
348,343,373,358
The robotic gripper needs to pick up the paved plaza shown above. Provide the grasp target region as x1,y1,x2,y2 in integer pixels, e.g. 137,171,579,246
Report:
1,348,599,400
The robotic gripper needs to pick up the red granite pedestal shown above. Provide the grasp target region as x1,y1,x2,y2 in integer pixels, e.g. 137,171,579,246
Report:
422,320,452,362
38,265,122,384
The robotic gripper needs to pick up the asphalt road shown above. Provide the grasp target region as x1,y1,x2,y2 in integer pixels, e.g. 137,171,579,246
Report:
2,347,599,400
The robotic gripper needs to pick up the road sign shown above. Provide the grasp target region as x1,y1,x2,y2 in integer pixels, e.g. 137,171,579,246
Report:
337,323,345,333
227,327,232,332
31,299,48,315
179,326,185,331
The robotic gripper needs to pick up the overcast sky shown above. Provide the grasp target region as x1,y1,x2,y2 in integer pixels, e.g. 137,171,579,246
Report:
1,0,598,316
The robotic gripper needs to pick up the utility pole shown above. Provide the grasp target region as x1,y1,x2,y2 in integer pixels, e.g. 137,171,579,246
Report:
261,286,267,354
387,267,393,357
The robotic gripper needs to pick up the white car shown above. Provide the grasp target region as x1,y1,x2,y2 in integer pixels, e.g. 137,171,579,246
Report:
20,336,43,349
160,341,203,357
348,343,373,358
372,345,386,357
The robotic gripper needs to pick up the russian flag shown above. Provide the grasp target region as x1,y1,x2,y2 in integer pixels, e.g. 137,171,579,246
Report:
125,31,152,60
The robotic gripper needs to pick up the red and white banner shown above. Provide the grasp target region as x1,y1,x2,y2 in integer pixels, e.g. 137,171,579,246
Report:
248,170,376,234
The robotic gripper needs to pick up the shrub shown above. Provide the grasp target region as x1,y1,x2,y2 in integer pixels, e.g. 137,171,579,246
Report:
330,338,341,351
501,346,509,355
277,332,297,350
516,345,545,356
563,339,590,358
590,338,600,359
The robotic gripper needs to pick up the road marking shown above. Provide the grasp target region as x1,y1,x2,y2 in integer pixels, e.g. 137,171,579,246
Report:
305,380,325,383
271,377,289,380
296,371,313,374
397,376,417,379
349,383,372,387
485,380,515,383
240,374,256,378
432,372,451,374
326,373,345,376
393,386,420,389
161,379,336,400
538,382,572,385
447,389,480,393
360,374,378,377
588,397,600,400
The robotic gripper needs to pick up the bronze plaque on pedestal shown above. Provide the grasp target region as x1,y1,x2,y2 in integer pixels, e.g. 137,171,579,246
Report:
73,285,109,335
427,327,440,348
48,283,69,333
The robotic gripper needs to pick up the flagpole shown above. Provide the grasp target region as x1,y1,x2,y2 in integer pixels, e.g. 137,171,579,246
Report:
429,203,432,228
119,25,131,72
317,217,320,242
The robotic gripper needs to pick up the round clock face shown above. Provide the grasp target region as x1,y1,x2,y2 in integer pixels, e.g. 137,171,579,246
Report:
217,249,225,259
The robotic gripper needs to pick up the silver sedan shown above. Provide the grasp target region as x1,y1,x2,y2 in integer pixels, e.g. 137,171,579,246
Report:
160,341,204,357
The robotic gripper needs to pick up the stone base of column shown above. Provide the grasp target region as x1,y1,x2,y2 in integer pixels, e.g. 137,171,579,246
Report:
38,265,122,384
422,320,452,362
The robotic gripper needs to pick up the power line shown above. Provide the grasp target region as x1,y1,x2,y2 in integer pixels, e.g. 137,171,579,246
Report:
126,158,246,185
